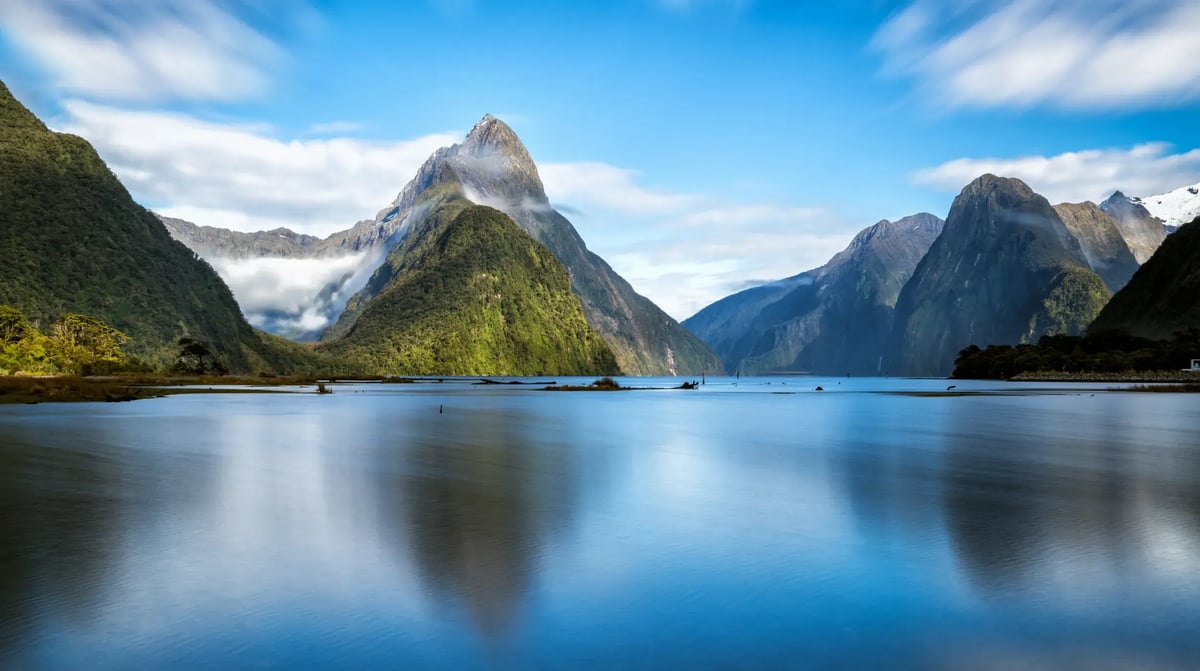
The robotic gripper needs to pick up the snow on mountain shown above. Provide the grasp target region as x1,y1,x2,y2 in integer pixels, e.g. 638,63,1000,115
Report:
1131,182,1200,230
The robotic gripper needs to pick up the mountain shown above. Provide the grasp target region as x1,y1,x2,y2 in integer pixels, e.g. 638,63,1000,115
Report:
888,175,1111,376
1052,202,1140,292
683,213,943,375
0,79,294,372
317,196,619,376
1099,191,1167,264
1130,182,1200,231
1089,217,1200,340
160,212,402,259
326,115,723,376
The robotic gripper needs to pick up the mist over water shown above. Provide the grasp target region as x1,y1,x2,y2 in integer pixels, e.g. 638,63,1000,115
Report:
2,378,1199,669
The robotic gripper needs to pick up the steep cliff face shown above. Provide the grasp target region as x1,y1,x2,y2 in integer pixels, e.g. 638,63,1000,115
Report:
1090,217,1200,340
888,175,1109,376
1100,191,1167,264
1053,202,1140,292
684,213,944,375
326,115,723,376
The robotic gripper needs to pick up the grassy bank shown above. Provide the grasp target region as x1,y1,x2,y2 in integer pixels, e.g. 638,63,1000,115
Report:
0,374,322,404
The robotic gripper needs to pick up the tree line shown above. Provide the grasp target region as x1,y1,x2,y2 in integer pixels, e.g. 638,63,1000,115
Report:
953,329,1200,379
1,304,226,376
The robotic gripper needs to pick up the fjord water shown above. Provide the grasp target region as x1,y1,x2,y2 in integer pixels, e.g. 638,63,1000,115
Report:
2,379,1199,670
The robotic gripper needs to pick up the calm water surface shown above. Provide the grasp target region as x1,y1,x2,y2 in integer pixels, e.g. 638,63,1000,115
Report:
2,377,1199,669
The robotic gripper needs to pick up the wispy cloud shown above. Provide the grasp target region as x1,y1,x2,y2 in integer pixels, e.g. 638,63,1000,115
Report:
208,252,383,335
0,0,309,102
535,157,862,319
872,0,1200,109
913,143,1200,203
552,189,853,319
540,162,700,216
57,101,460,234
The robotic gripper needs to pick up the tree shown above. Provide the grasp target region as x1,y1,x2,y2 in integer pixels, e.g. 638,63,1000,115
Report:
0,304,34,345
49,313,131,374
173,337,228,375
0,305,50,375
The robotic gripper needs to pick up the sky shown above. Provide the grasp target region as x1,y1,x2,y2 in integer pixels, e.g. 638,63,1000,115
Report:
2,0,1200,320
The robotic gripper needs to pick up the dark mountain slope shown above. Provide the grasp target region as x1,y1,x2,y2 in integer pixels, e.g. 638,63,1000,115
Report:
1089,217,1200,340
0,80,286,370
888,175,1110,376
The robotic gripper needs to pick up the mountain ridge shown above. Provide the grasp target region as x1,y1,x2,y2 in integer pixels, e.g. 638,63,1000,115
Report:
683,212,943,375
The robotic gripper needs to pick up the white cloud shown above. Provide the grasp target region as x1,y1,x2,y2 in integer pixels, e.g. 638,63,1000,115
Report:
872,0,1200,109
0,0,303,102
535,158,862,320
56,101,460,235
573,202,855,320
540,162,700,216
208,252,383,335
913,142,1200,203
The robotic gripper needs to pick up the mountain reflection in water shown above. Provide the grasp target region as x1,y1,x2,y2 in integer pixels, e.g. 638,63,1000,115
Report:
1,379,1199,669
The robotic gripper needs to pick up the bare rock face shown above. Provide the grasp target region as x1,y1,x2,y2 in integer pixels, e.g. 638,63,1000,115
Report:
684,213,944,375
888,175,1109,376
1053,202,1140,292
1100,191,1167,264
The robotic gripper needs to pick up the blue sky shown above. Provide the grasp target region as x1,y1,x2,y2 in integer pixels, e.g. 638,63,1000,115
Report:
2,0,1200,319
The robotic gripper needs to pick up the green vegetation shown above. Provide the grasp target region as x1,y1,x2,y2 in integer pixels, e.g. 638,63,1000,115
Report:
1027,266,1111,338
0,304,149,375
542,377,626,391
319,199,620,376
953,330,1200,379
0,79,289,371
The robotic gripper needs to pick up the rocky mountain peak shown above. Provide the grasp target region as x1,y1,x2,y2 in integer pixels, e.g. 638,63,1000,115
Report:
461,114,527,157
1100,189,1167,263
959,173,1037,199
382,114,546,221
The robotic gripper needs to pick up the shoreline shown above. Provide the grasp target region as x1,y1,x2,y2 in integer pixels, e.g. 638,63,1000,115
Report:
0,374,321,405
